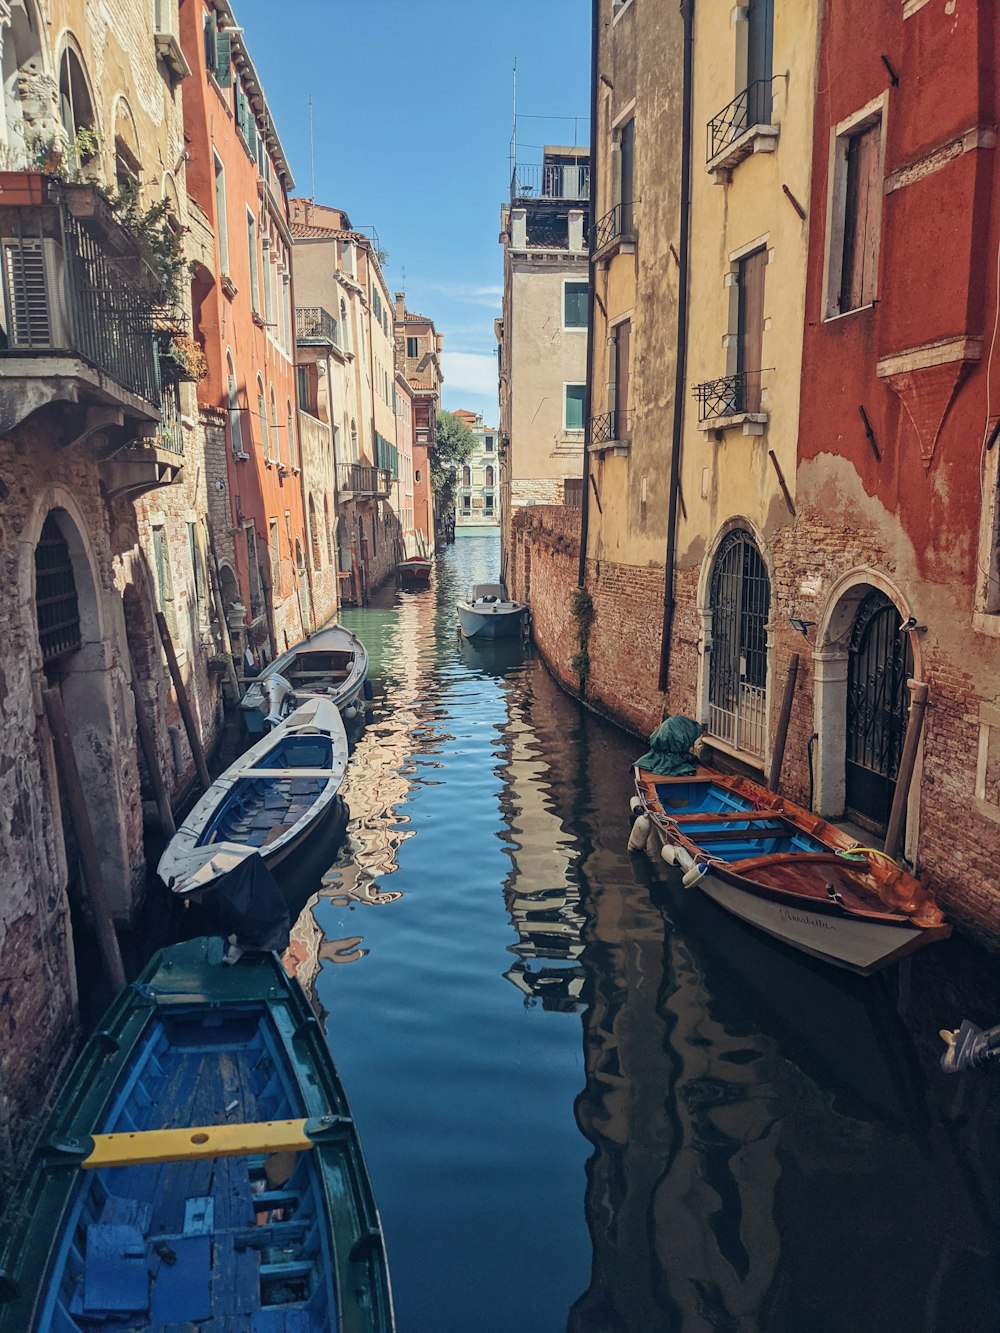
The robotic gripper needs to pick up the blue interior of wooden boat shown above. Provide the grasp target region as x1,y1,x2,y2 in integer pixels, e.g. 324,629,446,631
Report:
36,1004,338,1331
257,735,334,770
653,780,758,815
686,827,831,861
198,775,329,849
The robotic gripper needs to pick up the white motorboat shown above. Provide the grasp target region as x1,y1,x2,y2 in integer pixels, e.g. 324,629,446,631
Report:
239,624,369,734
456,582,528,640
158,696,349,895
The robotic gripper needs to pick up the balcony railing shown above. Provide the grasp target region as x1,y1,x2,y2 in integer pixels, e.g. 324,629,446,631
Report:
693,370,769,422
511,162,590,202
707,80,775,162
590,409,633,445
295,305,340,347
593,202,633,252
0,184,162,406
338,461,391,498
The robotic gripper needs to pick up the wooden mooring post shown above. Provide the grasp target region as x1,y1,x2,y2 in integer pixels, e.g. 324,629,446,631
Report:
43,688,126,993
766,653,800,793
127,651,175,839
155,611,211,791
884,680,929,862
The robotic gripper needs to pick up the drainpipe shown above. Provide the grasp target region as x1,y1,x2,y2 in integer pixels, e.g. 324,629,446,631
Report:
657,0,696,693
577,0,600,587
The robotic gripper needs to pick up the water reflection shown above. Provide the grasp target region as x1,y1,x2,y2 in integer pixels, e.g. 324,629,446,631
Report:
276,536,1000,1333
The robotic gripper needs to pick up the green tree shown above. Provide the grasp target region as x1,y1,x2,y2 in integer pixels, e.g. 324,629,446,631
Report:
432,410,477,510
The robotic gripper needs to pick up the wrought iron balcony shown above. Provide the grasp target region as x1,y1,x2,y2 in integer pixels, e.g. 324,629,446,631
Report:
511,162,590,202
593,202,634,253
338,461,391,498
295,305,340,348
590,409,633,446
707,80,778,167
693,370,770,426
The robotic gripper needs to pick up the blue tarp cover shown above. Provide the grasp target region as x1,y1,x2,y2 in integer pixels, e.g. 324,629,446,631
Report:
636,715,704,777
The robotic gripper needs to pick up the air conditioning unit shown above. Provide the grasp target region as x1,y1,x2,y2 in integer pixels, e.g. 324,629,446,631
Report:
1,236,70,350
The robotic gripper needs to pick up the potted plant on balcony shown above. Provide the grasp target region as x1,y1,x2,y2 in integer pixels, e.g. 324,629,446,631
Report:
159,333,208,383
0,125,100,206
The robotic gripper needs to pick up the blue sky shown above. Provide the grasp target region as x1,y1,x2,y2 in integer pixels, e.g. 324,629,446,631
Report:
238,0,590,426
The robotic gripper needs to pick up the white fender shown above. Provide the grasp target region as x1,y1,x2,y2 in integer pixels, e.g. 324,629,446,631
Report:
682,861,710,888
660,843,677,865
627,814,652,852
629,796,644,817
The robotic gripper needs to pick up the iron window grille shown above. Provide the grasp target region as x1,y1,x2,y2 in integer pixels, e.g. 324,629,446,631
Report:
707,528,770,758
590,409,633,445
593,202,633,252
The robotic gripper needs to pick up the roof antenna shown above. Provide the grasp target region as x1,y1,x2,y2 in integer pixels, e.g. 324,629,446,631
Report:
308,94,316,200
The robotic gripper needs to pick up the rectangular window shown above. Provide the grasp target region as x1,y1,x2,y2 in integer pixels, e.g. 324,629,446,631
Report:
614,117,635,237
258,388,270,459
262,241,273,326
406,335,419,358
840,122,881,313
281,274,290,352
247,211,260,313
737,249,766,411
564,280,588,328
187,522,202,603
611,318,631,432
485,435,494,451
564,383,586,431
746,0,774,126
297,364,318,415
213,154,228,276
246,523,262,614
269,518,280,593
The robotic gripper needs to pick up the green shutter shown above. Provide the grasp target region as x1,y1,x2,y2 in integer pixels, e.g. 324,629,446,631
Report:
204,16,216,70
213,30,232,88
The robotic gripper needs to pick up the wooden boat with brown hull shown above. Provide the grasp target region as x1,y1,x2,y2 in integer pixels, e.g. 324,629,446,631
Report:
633,766,951,974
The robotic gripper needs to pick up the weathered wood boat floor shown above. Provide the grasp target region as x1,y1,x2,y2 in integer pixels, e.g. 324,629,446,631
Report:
203,777,328,850
53,1011,330,1331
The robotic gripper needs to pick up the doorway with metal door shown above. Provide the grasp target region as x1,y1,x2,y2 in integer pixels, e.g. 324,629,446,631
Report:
845,588,913,834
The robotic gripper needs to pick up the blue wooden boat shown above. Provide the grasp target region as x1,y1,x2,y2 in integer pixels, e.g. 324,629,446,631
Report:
158,697,348,896
633,766,951,975
0,936,394,1332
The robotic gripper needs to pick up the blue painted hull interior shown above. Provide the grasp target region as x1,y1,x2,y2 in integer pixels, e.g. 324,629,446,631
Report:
257,734,335,769
198,776,330,850
37,1004,337,1331
653,781,832,863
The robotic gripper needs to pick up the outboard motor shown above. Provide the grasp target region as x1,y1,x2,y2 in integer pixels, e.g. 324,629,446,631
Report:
940,1019,1000,1074
263,673,295,728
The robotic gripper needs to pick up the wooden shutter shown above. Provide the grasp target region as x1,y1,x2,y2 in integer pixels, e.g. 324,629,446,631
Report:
213,30,232,88
747,0,774,125
614,319,631,428
738,249,766,411
620,119,635,235
840,122,881,312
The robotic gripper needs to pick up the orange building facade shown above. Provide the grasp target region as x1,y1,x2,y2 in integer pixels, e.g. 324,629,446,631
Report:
181,0,307,663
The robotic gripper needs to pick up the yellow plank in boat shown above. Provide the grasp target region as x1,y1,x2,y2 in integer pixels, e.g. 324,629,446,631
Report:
82,1118,313,1169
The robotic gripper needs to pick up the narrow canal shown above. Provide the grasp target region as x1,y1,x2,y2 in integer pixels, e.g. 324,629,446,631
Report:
279,534,1000,1333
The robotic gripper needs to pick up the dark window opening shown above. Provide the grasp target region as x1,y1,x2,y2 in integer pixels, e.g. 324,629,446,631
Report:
708,529,770,758
839,121,881,314
35,513,81,669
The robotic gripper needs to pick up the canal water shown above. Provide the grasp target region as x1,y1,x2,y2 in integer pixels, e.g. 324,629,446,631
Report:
279,534,1000,1333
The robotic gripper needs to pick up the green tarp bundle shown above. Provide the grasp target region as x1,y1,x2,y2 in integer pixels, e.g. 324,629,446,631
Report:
635,715,703,777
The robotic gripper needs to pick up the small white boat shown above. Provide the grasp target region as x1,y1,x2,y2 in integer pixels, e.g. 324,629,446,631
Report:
158,697,349,895
457,582,528,640
240,624,369,734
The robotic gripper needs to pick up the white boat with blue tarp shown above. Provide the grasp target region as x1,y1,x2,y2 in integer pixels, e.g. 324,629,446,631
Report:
240,624,369,735
158,696,348,896
0,935,395,1332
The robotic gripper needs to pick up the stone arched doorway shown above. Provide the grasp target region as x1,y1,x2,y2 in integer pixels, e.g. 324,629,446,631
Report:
814,573,922,841
31,505,137,919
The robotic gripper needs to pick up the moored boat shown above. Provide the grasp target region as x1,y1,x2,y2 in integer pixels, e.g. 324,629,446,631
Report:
633,764,951,975
0,935,394,1332
456,582,528,641
159,696,348,895
240,624,369,735
396,555,432,586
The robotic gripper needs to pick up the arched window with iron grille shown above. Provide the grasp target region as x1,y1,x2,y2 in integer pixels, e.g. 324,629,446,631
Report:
707,528,770,758
35,512,81,670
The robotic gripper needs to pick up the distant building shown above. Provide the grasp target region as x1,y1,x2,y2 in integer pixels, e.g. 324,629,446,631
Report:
452,410,500,533
393,294,445,546
497,145,589,567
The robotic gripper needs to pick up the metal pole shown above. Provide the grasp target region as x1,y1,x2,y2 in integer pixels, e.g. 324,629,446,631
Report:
884,680,929,861
154,611,211,790
43,688,126,992
766,652,800,792
127,652,176,838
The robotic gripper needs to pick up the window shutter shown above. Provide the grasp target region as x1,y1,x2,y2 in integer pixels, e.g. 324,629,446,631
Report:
213,30,232,88
204,16,216,71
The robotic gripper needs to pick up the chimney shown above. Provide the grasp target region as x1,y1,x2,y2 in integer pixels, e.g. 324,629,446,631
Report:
510,207,527,249
395,291,406,320
435,333,444,355
568,209,585,253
